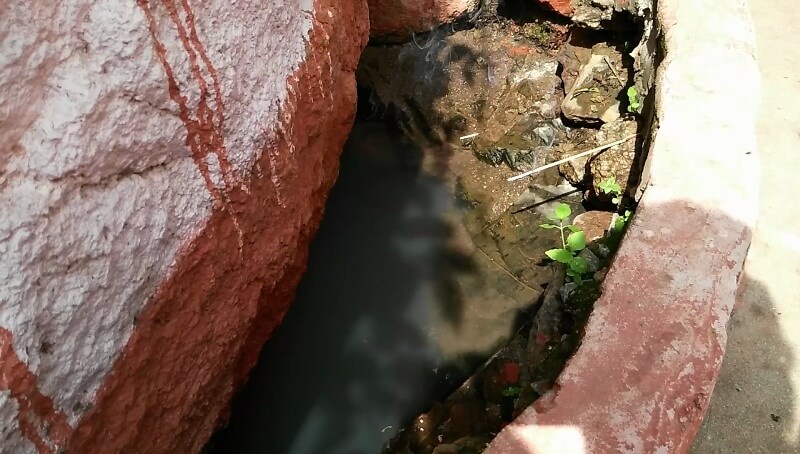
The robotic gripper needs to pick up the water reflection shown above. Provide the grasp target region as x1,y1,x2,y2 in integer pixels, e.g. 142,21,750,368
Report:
208,120,475,453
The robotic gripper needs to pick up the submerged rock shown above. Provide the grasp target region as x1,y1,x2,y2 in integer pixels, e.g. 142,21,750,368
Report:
469,59,565,171
358,23,565,159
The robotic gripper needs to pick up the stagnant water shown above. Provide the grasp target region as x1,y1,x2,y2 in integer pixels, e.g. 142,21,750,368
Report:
207,120,498,453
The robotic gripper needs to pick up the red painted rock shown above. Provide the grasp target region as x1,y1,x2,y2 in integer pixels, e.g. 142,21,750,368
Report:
368,0,479,39
535,0,574,16
0,0,368,451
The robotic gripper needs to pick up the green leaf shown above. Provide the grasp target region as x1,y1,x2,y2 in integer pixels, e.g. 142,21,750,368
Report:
566,269,576,277
566,225,582,233
574,274,584,286
627,87,642,113
567,231,586,251
545,248,573,264
539,223,558,229
612,196,621,205
598,177,621,196
569,256,589,274
554,203,571,221
502,386,521,397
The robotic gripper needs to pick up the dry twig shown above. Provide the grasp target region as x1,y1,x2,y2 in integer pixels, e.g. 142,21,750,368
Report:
507,134,638,182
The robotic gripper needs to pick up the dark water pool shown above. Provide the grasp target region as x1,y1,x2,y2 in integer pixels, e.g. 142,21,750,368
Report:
206,120,488,454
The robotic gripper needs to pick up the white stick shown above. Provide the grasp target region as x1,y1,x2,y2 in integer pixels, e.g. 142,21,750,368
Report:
507,134,638,182
460,132,479,140
603,55,625,87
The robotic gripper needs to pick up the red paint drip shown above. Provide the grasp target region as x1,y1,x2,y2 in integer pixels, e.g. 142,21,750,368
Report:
137,0,236,204
0,328,71,454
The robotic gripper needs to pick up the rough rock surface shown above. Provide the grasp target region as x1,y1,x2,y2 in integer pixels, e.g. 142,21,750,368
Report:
573,211,614,243
368,0,480,40
558,118,638,201
359,22,567,171
538,0,653,28
485,0,760,451
561,44,629,125
0,0,368,452
535,0,574,16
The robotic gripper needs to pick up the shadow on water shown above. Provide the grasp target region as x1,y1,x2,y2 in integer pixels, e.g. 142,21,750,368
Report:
207,118,484,454
204,15,512,451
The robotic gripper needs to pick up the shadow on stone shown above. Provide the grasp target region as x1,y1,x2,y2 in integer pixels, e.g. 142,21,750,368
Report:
693,276,799,453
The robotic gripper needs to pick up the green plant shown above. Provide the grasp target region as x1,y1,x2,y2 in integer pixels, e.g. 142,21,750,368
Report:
598,177,622,205
502,386,521,397
598,176,633,233
540,203,588,284
614,209,633,232
626,86,642,113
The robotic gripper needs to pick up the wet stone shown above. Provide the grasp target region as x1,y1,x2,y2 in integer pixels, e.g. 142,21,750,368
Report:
358,23,565,155
558,118,638,202
561,43,629,125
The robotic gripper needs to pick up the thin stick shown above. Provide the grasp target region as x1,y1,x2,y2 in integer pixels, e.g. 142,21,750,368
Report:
507,134,637,182
460,132,479,140
604,55,625,87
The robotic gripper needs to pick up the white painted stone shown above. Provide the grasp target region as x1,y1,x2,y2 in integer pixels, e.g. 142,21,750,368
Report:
1,0,314,433
0,391,36,454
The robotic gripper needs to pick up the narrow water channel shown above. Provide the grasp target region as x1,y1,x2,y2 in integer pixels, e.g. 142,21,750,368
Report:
207,119,491,453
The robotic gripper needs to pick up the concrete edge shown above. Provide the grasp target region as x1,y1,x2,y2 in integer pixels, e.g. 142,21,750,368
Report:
485,0,761,452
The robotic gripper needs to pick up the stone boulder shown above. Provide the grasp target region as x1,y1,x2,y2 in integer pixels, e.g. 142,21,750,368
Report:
572,211,614,243
368,0,480,40
535,0,574,16
560,44,629,125
358,22,567,171
0,0,368,452
533,0,653,29
558,118,639,202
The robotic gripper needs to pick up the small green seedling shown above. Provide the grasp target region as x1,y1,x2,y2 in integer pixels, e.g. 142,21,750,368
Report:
599,176,633,234
626,86,642,113
615,209,633,232
598,177,622,205
540,203,588,285
502,386,521,397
